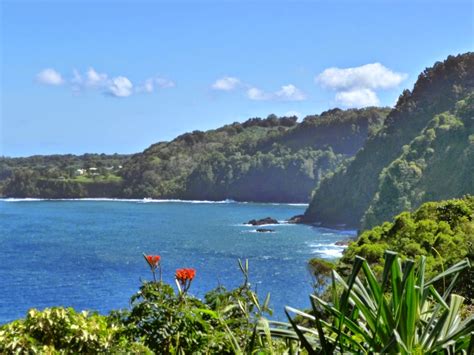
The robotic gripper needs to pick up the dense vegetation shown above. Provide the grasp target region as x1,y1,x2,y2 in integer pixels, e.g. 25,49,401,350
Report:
0,108,389,202
323,196,474,302
120,109,389,202
0,154,129,198
1,252,472,354
289,252,473,354
304,52,474,228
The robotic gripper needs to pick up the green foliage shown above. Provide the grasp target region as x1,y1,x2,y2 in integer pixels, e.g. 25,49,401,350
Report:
339,196,474,300
121,259,286,354
0,153,128,198
307,258,336,297
1,109,388,201
0,307,150,354
0,260,285,354
285,252,474,354
120,109,389,202
305,52,474,227
362,100,474,229
1,254,472,354
125,282,219,353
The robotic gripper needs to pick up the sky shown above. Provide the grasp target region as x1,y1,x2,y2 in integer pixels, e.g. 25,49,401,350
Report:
1,0,473,157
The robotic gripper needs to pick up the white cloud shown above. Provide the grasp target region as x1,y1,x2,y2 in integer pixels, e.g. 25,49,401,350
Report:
316,63,407,90
140,79,155,93
247,87,271,101
316,63,407,108
335,88,380,108
36,67,175,98
107,76,133,97
86,67,108,86
212,76,241,91
247,84,306,101
275,84,306,101
36,68,64,85
137,77,176,93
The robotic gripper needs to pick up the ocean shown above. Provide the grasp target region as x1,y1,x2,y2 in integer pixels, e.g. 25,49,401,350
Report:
0,199,355,324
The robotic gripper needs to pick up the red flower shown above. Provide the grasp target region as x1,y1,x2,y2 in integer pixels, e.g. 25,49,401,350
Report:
144,254,161,269
175,268,196,282
175,268,196,293
143,253,162,282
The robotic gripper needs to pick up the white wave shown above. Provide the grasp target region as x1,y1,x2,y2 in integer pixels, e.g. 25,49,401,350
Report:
69,198,139,202
2,198,47,202
245,229,276,234
308,243,333,248
240,223,294,227
0,197,309,208
315,227,358,236
309,242,347,259
269,202,308,206
2,197,139,202
317,248,345,258
1,197,238,204
139,198,237,204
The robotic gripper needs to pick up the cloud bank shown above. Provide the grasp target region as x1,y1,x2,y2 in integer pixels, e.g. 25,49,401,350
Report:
36,68,64,86
36,67,175,98
247,84,306,101
316,63,407,108
212,76,306,102
212,76,241,91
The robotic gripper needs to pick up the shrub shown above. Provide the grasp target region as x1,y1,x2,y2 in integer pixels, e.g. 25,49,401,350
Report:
285,251,474,354
0,307,149,354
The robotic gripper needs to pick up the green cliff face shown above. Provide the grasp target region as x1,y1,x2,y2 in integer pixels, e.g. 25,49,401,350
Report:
304,52,474,228
335,196,474,299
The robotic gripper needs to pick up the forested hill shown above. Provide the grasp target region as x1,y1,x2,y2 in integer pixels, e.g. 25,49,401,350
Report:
304,52,474,228
0,107,390,200
0,154,131,198
119,108,389,202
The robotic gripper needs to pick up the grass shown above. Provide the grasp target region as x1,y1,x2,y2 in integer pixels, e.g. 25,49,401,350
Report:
49,174,123,183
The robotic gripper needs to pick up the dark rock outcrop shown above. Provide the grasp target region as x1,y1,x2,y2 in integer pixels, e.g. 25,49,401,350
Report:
287,214,305,224
256,228,275,233
246,217,278,226
335,240,351,246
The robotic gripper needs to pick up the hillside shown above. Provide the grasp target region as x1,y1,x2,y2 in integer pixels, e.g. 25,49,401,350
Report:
0,109,388,201
0,109,389,201
120,108,389,202
0,154,130,198
335,196,474,299
304,52,474,228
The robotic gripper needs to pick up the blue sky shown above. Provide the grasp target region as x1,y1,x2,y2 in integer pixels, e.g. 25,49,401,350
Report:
1,0,473,157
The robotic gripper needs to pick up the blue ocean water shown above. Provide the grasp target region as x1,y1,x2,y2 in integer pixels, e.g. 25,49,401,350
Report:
0,199,355,324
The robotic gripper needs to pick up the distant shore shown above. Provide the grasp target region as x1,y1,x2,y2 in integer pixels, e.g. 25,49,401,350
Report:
0,197,309,206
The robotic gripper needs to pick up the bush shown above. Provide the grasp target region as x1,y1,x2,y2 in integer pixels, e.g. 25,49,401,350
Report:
339,196,474,300
0,307,149,354
285,251,474,354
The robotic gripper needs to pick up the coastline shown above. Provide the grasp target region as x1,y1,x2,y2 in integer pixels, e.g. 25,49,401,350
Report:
0,197,309,206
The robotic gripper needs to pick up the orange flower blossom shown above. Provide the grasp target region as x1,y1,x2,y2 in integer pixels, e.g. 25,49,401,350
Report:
145,255,161,269
143,253,162,282
175,268,196,293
